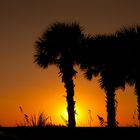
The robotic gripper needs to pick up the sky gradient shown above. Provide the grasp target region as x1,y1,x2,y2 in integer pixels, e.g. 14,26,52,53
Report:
0,0,140,126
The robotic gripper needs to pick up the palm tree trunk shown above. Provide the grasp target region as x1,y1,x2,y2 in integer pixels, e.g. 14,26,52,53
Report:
65,79,76,127
106,86,116,128
61,64,76,128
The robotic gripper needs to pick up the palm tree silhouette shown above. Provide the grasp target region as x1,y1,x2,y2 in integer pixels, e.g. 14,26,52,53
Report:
99,63,125,128
34,22,84,127
81,34,126,127
116,25,140,125
98,34,128,128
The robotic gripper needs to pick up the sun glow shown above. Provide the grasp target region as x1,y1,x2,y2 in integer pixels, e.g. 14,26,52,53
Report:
59,105,84,126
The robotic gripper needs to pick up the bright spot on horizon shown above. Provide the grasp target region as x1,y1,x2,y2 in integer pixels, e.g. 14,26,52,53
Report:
59,105,83,126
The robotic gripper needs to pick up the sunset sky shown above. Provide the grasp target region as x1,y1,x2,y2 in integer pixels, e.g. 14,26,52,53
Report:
0,0,140,127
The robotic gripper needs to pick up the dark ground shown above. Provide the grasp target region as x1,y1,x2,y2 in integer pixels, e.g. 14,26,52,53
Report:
0,126,140,140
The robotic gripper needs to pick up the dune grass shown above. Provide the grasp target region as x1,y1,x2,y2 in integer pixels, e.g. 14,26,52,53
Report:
17,106,52,127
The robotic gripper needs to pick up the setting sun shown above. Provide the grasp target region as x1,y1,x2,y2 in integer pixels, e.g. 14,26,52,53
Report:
60,105,83,126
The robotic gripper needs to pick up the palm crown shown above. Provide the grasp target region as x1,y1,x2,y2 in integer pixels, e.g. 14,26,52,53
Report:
34,22,84,69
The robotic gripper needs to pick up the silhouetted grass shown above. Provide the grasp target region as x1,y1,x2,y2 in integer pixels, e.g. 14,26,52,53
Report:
1,106,140,139
60,115,68,126
17,106,52,127
97,114,106,127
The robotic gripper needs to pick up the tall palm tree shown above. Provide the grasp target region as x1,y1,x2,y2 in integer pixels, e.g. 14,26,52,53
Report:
34,22,84,127
97,34,127,127
81,34,126,127
116,25,140,125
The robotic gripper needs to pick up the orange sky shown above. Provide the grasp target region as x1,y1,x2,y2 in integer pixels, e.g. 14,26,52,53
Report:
0,0,140,127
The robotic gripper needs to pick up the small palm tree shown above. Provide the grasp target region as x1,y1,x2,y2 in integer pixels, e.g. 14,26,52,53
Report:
34,22,84,128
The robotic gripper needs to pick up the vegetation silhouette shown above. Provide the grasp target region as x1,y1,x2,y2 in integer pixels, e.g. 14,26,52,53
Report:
79,33,126,127
97,114,106,127
34,22,85,128
116,25,140,125
17,106,51,127
82,25,140,127
34,21,140,128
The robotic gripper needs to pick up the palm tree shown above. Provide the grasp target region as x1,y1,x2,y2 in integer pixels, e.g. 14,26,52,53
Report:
116,25,140,125
97,34,127,127
99,64,125,127
81,34,126,127
34,22,84,127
